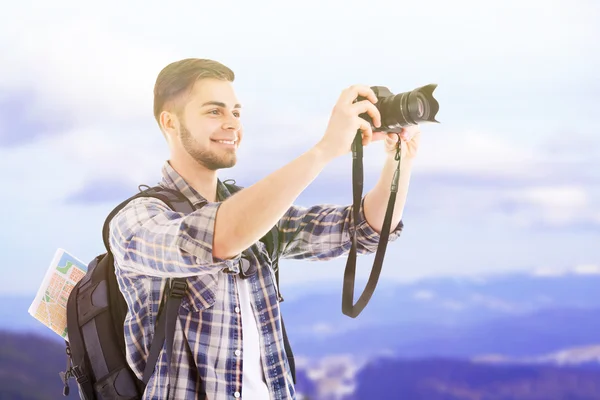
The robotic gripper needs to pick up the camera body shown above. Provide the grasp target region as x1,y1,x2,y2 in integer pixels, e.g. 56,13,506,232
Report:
358,84,439,133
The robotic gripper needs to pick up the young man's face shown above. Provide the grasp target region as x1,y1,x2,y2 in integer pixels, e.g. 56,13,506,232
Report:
176,78,243,171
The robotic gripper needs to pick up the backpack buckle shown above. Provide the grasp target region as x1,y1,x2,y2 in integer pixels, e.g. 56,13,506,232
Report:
70,365,90,385
169,280,188,298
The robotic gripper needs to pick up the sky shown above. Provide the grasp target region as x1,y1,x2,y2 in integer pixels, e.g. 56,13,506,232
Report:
1,0,598,295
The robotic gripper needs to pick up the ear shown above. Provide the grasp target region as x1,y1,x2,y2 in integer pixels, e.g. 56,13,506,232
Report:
159,110,179,139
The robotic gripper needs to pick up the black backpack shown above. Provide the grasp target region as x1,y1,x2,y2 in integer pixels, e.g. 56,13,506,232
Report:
60,181,296,399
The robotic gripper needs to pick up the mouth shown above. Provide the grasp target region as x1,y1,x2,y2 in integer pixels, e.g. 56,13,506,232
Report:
211,139,238,147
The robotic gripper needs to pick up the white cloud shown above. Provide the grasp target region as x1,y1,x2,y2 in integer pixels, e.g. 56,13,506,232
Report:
1,123,169,206
503,185,599,227
511,186,589,209
1,0,597,128
396,129,543,177
1,0,599,294
469,293,523,313
573,264,600,275
441,300,466,311
311,323,338,337
413,290,436,301
1,19,173,125
531,267,567,278
531,263,600,278
1,0,597,188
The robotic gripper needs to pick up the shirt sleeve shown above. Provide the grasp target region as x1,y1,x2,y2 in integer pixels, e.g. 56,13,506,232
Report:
277,196,404,261
108,197,242,278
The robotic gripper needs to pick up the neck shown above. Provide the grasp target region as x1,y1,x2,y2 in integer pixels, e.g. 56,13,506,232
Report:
168,156,219,203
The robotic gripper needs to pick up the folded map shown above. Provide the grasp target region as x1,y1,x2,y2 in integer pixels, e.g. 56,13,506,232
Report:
28,248,88,341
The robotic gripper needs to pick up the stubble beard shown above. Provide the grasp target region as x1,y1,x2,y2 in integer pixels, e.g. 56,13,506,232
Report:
179,123,237,171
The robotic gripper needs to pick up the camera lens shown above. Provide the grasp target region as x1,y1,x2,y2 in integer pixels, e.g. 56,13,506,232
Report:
378,84,439,129
416,97,424,117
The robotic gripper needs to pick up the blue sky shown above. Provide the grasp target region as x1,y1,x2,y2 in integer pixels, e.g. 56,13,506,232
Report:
1,0,598,295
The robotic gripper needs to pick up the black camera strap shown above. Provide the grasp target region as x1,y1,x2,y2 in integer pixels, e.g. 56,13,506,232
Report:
342,131,402,318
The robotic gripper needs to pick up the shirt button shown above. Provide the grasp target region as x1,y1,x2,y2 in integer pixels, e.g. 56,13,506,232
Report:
234,306,240,313
233,391,240,398
235,349,241,356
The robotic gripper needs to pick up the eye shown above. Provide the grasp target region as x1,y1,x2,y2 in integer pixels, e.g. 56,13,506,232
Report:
233,111,241,118
208,109,220,115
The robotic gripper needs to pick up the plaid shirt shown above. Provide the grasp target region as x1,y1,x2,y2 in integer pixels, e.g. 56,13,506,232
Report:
108,161,404,400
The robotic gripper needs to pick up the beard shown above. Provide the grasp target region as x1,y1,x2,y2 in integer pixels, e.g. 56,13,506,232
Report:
179,123,237,171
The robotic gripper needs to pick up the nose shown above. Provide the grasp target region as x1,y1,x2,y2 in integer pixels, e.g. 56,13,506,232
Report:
223,114,241,131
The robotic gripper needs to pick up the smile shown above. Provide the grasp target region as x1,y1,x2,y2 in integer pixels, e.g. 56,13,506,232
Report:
211,139,237,146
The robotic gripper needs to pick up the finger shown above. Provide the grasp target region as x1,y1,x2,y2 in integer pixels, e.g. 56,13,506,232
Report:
352,100,381,128
386,132,399,143
358,118,373,146
385,133,399,148
339,84,378,105
399,128,412,142
371,131,388,142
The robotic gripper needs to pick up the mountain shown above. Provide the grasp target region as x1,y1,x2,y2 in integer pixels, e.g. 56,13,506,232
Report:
0,330,320,400
8,269,600,357
5,332,600,400
290,344,600,400
473,343,600,368
0,330,66,400
278,271,600,360
5,329,600,400
279,270,600,333
395,307,600,358
287,307,600,359
349,357,600,400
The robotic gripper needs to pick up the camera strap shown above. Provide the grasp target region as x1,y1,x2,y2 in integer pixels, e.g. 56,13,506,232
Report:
342,131,402,318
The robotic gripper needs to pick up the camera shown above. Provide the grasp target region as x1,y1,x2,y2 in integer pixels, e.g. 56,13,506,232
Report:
358,84,440,133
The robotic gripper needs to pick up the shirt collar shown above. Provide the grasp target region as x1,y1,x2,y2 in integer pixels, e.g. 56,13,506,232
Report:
159,160,233,206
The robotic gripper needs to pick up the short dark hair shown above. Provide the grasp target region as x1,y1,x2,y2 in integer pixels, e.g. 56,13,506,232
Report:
153,58,235,126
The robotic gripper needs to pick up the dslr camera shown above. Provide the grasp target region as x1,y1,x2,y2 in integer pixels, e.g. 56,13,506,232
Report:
358,84,440,133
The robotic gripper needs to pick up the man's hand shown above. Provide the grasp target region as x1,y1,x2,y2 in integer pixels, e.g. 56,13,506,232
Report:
315,85,382,161
372,125,421,160
363,124,421,233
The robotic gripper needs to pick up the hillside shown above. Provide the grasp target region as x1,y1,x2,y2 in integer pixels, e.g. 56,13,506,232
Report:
0,331,66,400
350,357,600,400
5,330,600,400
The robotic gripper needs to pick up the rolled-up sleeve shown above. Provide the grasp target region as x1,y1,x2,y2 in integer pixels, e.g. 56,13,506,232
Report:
108,197,242,278
278,196,403,261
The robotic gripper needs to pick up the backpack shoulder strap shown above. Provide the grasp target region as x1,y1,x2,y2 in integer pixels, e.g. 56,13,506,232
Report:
101,185,195,252
99,184,195,389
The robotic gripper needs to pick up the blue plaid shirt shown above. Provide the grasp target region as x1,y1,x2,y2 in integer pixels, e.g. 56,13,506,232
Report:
108,161,403,400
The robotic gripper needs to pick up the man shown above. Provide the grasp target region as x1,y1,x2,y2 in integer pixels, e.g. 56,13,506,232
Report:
108,58,420,400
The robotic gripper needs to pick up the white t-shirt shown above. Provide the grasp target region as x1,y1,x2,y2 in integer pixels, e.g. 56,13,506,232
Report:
235,275,270,399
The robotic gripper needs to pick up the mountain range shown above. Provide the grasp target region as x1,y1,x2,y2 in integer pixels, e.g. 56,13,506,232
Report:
7,269,600,359
4,330,600,400
285,269,600,360
5,269,600,399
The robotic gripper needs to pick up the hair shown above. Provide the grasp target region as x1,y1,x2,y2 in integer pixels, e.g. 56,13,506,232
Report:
153,58,235,128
